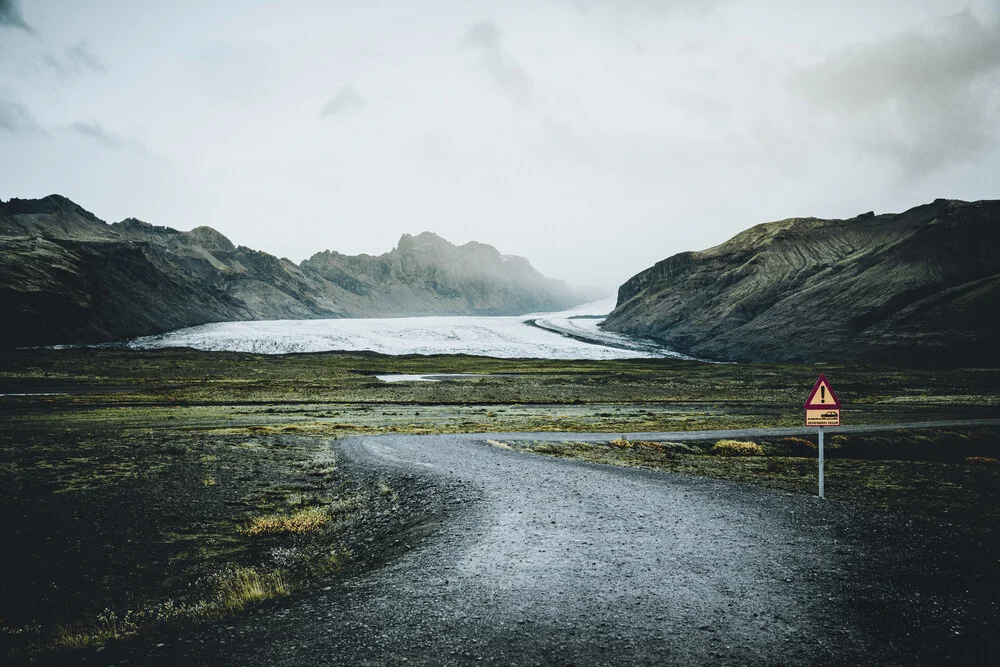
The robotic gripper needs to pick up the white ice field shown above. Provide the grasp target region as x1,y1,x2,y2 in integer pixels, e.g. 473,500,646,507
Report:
129,299,688,360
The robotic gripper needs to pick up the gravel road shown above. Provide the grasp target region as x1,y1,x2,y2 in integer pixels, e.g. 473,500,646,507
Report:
107,423,999,666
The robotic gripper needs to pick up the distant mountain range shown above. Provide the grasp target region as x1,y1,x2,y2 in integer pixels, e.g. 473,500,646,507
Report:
0,195,590,348
602,198,999,366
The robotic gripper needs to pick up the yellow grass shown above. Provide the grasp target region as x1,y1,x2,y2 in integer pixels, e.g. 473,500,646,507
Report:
243,506,329,536
711,439,764,457
216,566,288,611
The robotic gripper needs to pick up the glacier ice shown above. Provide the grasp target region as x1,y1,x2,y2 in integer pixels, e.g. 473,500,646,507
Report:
129,299,689,360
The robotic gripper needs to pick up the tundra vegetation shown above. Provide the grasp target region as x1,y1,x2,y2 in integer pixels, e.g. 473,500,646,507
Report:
1,347,998,662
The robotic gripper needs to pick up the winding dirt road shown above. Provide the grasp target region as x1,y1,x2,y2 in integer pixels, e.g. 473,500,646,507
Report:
120,421,999,666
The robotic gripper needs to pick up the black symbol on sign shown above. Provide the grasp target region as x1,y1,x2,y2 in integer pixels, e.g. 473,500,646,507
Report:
821,386,826,403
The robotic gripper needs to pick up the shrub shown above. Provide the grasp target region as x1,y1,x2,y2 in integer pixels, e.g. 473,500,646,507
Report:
711,440,764,457
243,507,329,536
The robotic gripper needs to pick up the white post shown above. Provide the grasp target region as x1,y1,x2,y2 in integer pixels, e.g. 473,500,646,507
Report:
818,426,825,499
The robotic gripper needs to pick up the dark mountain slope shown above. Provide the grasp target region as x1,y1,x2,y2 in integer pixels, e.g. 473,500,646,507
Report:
602,199,1000,365
0,195,586,348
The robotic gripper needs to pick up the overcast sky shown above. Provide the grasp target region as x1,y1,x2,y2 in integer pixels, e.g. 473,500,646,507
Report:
2,0,998,289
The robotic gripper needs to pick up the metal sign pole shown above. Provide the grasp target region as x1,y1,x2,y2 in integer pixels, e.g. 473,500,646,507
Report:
818,426,825,499
805,375,838,499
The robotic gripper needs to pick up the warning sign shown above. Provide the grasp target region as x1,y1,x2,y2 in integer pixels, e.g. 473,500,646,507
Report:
806,409,840,426
804,374,841,426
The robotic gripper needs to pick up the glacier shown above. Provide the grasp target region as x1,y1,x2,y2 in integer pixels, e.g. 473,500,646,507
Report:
129,299,690,360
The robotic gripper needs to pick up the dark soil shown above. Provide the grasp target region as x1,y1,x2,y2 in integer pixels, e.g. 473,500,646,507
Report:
71,434,1000,666
0,426,452,663
2,348,998,664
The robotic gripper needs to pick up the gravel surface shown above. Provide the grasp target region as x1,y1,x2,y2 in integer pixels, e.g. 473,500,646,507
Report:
97,428,998,666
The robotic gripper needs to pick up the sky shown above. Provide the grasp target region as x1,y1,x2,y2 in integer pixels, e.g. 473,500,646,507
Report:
1,0,998,290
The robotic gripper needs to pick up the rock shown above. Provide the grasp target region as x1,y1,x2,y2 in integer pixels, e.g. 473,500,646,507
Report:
602,198,1000,366
301,231,583,316
0,196,589,348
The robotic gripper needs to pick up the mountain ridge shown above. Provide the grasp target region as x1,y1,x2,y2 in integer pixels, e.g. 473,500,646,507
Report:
602,198,1000,365
0,195,589,348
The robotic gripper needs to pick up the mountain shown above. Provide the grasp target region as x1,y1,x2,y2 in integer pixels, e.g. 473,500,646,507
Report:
601,199,1000,365
302,232,580,316
0,195,587,348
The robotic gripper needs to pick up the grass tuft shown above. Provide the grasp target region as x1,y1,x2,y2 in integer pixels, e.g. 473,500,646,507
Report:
52,567,288,650
243,506,329,536
711,439,764,457
214,566,288,612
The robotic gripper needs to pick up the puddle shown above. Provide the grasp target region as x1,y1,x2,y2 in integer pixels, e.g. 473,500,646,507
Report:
375,374,519,383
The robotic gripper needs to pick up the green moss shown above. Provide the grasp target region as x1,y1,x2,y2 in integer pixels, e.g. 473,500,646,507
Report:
1,347,998,661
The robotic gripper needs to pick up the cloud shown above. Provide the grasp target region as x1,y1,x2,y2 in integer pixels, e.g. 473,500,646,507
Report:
66,42,106,74
188,39,279,106
42,41,107,78
68,120,144,153
321,85,365,116
0,0,31,32
0,96,42,134
568,0,724,16
794,9,1000,174
461,21,534,106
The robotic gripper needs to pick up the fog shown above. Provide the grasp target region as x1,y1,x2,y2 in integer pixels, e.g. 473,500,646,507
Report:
1,0,998,289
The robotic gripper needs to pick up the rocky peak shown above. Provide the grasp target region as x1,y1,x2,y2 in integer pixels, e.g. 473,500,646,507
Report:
0,194,99,220
0,194,111,240
187,226,236,253
112,217,180,235
396,231,451,253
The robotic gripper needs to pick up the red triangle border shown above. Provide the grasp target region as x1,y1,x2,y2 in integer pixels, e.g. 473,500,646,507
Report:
804,373,842,409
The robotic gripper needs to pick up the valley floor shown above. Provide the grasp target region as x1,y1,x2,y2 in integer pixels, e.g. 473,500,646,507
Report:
1,349,998,664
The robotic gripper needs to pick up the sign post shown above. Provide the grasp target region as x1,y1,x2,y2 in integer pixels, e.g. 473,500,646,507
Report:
804,374,840,499
818,426,824,498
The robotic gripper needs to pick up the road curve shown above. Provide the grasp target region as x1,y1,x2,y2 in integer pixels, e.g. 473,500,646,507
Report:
120,421,998,666
323,434,866,666
484,418,1000,443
